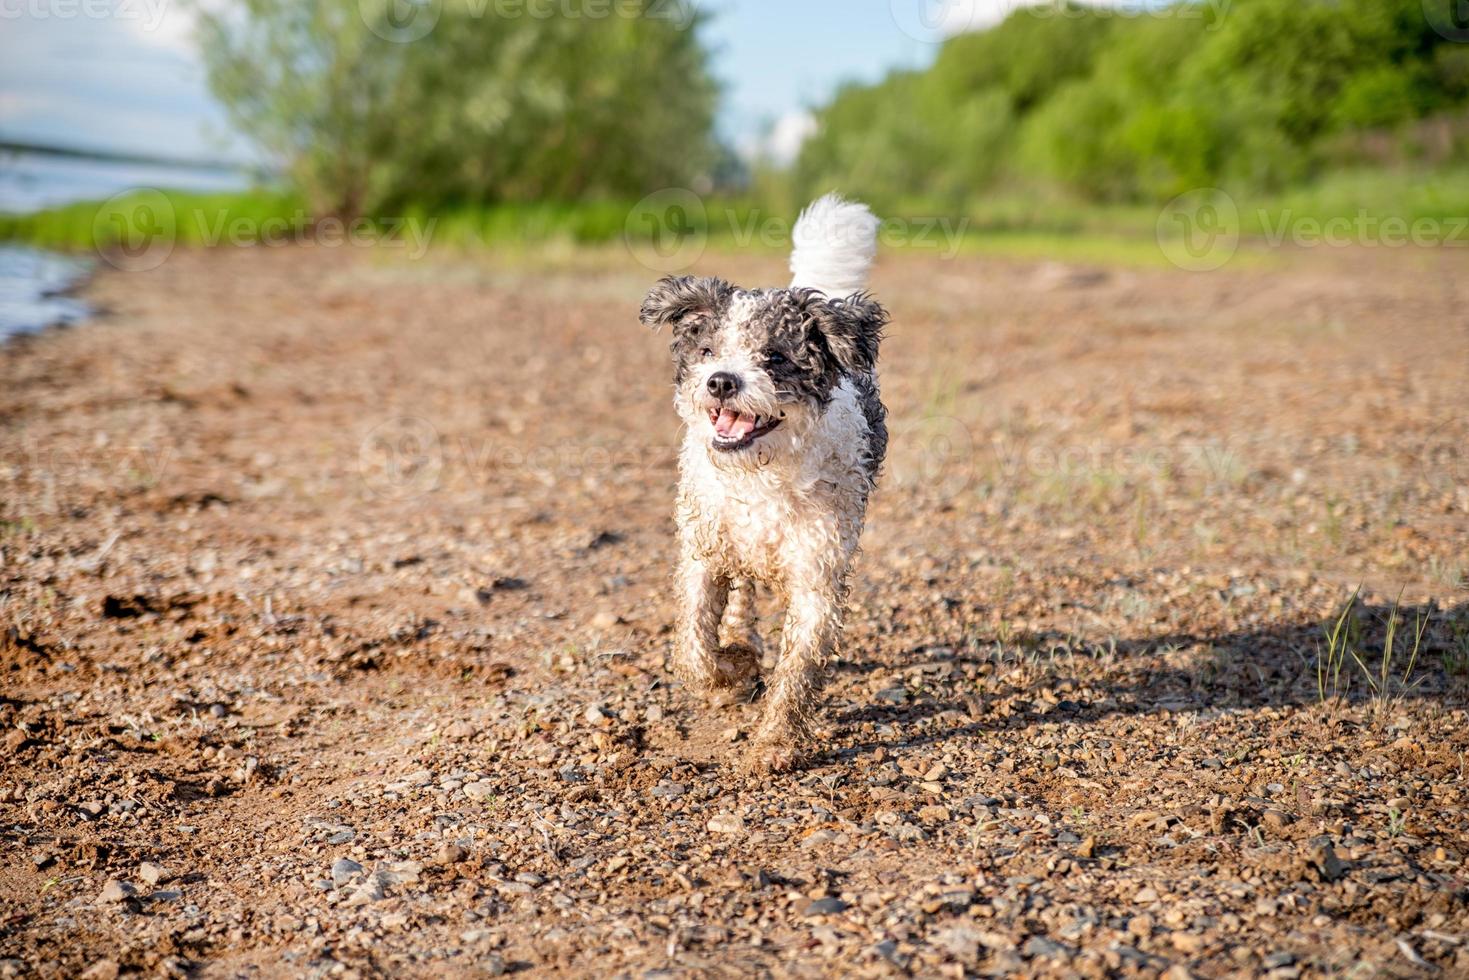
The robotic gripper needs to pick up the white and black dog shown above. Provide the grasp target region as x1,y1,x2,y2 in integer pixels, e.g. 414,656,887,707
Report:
639,195,888,772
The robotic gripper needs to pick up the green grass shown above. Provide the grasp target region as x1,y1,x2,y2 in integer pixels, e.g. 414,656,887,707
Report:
5,166,1469,266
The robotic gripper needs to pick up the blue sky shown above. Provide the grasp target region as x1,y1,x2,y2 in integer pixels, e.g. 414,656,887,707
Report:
0,1,1123,164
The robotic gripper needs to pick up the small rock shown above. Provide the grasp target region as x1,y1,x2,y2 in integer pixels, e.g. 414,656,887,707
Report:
1263,951,1296,969
590,610,620,630
434,843,468,866
331,858,364,887
1262,810,1288,832
463,781,496,801
138,862,166,886
79,960,120,980
1310,843,1346,881
1077,836,1097,858
98,880,136,903
1024,936,1071,959
707,813,745,834
1129,915,1154,940
801,897,848,916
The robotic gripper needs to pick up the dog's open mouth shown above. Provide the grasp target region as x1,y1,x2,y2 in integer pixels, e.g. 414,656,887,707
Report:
709,406,782,452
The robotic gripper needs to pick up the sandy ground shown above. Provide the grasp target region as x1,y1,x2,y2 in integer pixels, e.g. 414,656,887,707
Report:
1,240,1467,979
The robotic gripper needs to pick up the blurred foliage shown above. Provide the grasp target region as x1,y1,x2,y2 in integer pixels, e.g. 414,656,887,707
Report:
190,0,717,218
796,0,1469,208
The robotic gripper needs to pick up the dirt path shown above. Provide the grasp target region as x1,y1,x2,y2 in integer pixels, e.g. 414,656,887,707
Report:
2,242,1467,978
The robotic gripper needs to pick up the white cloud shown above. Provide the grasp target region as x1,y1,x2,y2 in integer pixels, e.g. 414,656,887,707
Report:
922,0,1177,36
736,110,816,166
120,1,199,54
765,110,817,166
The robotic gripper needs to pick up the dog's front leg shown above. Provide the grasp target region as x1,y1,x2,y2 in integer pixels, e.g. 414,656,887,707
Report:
745,580,842,772
678,552,758,696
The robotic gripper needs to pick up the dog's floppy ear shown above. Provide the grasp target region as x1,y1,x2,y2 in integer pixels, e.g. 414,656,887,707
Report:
639,275,733,333
804,292,887,375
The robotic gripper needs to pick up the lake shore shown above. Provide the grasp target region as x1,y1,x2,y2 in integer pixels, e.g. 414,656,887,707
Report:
2,243,1467,976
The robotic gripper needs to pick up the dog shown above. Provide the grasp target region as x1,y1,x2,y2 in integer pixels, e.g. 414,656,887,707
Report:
638,194,888,772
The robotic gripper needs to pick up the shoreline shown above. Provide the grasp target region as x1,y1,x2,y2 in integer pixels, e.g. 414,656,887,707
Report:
0,242,96,340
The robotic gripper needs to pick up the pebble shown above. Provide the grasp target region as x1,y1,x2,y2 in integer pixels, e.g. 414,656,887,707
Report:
138,862,166,886
463,781,497,801
708,813,745,834
331,858,364,887
434,843,468,866
98,880,136,903
801,897,847,916
1024,936,1071,959
79,961,120,980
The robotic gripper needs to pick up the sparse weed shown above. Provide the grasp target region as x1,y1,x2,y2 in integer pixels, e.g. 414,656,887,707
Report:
1349,590,1427,711
1317,586,1362,703
1387,806,1407,838
1317,587,1434,712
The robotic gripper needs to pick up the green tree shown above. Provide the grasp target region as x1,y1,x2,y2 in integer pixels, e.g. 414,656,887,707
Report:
193,0,718,218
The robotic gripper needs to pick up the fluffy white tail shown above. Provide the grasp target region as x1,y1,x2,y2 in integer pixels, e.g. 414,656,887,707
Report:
789,193,879,298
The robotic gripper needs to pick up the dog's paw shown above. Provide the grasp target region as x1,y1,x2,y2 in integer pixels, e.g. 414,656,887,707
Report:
708,643,761,706
739,737,800,775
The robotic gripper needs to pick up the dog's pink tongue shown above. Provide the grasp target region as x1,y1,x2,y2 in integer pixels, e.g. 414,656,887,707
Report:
715,408,755,439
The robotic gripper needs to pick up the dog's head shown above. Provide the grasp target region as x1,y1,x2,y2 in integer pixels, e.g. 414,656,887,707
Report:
640,275,886,465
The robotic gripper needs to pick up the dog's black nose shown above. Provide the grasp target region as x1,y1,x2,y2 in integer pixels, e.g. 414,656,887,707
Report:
706,372,740,399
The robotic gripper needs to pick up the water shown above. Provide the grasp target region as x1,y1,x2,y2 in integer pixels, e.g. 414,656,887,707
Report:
0,148,248,214
0,149,249,337
0,245,92,339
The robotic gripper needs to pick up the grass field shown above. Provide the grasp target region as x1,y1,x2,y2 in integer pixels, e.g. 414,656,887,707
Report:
5,167,1469,272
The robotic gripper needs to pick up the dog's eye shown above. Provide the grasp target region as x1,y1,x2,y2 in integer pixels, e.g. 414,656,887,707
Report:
766,350,787,366
700,347,714,360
